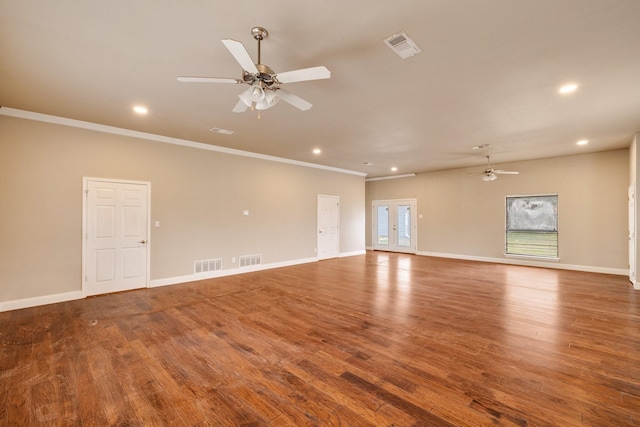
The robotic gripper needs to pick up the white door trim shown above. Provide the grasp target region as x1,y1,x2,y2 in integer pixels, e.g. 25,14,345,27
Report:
82,177,151,297
630,186,636,285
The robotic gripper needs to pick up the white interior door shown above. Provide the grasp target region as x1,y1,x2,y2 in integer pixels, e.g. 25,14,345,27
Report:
84,179,150,296
373,199,417,253
317,195,339,260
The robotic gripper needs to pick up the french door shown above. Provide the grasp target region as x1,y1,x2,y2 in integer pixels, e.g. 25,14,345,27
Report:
372,199,417,253
83,178,150,296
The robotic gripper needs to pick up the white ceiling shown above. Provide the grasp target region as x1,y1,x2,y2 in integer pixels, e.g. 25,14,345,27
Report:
2,1,639,178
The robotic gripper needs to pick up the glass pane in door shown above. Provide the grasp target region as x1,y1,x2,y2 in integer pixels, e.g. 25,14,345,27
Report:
377,206,389,245
397,205,411,247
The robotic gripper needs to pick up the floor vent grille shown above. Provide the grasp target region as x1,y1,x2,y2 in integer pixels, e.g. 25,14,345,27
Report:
194,258,222,274
239,254,261,268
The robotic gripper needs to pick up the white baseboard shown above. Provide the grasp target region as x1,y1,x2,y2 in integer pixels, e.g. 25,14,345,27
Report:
151,252,366,288
0,290,84,312
0,255,339,312
149,256,319,288
340,250,366,258
416,251,629,276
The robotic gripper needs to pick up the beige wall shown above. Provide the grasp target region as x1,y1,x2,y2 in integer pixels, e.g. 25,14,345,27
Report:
366,149,629,271
0,115,365,302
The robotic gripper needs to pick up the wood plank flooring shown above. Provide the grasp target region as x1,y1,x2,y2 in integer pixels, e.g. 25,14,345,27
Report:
1,252,640,426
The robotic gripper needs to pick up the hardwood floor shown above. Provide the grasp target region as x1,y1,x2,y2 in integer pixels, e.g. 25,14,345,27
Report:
1,252,639,426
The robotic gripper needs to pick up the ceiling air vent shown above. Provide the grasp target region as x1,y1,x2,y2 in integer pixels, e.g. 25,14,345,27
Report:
384,32,421,59
209,127,234,135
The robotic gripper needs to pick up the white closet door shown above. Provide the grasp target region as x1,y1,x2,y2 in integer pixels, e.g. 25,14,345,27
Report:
84,179,149,296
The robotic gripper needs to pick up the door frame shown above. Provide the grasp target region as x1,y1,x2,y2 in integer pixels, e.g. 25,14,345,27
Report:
82,177,151,297
630,186,636,284
372,198,418,254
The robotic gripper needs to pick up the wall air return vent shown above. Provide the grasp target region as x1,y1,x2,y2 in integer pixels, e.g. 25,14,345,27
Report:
384,32,421,59
194,258,222,274
239,254,261,268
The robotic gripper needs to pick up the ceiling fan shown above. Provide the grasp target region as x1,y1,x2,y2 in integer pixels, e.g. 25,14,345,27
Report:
477,155,519,181
177,26,330,113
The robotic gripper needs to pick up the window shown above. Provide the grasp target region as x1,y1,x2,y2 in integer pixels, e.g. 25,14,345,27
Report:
506,194,558,258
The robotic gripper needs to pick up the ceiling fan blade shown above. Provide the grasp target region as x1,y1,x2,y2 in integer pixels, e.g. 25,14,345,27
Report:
177,76,241,84
494,170,519,175
232,99,249,113
275,66,331,84
277,90,313,111
221,39,259,74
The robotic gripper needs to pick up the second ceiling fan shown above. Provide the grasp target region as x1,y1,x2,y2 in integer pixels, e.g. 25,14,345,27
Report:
177,26,330,113
478,155,519,181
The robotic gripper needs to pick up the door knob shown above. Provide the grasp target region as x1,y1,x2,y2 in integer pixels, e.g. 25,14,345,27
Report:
139,240,147,244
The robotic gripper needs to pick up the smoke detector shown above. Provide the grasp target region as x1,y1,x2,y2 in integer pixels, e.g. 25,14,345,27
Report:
384,32,422,59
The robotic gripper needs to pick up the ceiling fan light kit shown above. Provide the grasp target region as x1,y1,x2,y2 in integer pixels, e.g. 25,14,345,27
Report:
251,85,265,102
256,91,279,110
238,87,256,108
178,26,331,113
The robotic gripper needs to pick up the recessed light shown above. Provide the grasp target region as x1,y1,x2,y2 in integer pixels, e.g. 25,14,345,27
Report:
391,167,398,172
133,105,148,114
576,139,589,146
313,148,322,155
558,83,578,94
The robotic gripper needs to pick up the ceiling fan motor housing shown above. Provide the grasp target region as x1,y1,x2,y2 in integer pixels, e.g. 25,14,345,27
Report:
251,26,268,40
242,64,276,88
